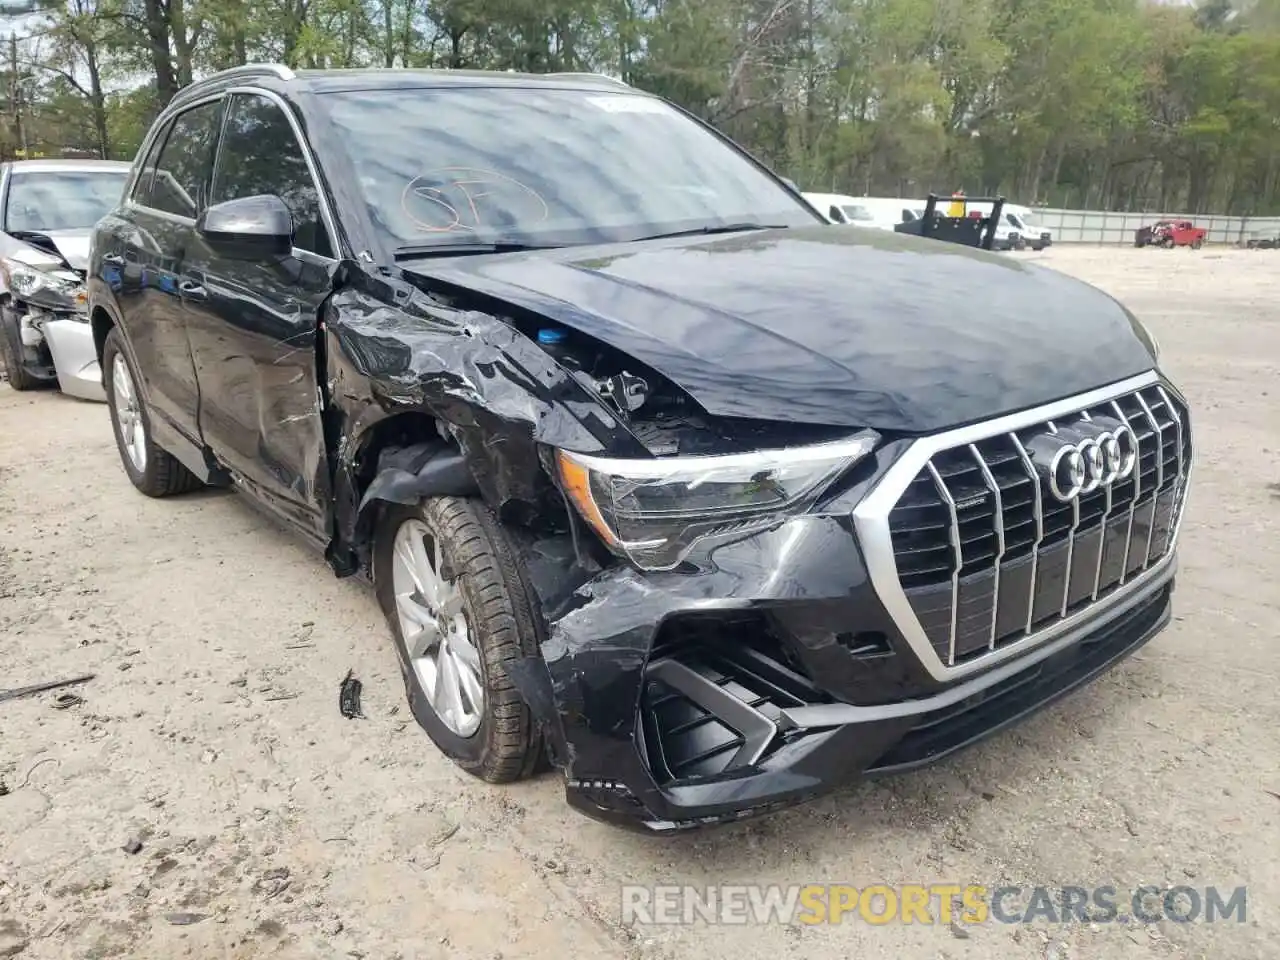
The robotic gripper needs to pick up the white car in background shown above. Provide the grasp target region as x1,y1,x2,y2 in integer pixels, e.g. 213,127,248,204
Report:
0,158,132,400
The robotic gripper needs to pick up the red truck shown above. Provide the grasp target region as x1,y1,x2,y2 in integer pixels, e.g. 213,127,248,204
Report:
1135,219,1207,249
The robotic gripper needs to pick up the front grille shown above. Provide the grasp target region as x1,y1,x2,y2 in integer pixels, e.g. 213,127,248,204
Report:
888,382,1190,666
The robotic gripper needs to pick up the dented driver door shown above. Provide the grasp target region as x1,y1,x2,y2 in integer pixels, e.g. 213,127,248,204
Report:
182,90,337,543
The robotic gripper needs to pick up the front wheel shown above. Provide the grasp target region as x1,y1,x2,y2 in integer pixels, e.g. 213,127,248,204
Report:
1,305,46,391
103,328,202,497
374,497,544,783
1191,238,1203,250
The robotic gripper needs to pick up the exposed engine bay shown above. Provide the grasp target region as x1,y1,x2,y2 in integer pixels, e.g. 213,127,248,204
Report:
511,316,851,457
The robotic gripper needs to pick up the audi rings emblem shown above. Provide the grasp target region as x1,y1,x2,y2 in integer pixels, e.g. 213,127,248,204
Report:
1043,426,1138,501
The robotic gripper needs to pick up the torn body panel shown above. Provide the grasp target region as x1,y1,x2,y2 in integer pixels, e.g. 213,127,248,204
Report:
321,268,649,572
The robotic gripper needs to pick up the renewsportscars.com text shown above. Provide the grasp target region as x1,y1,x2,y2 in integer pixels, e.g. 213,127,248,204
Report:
621,884,1247,927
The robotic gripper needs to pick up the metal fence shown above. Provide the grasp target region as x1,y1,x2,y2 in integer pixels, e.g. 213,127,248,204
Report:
1031,208,1280,245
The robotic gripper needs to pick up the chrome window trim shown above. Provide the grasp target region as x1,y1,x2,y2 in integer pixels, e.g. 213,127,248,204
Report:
126,86,341,262
220,86,342,260
852,369,1192,683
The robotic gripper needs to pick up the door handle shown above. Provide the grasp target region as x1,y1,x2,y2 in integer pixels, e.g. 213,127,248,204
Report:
179,280,207,300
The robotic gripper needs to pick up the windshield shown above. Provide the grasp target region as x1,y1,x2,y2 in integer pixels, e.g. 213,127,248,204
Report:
4,170,128,233
322,87,819,252
840,204,873,222
1019,211,1040,228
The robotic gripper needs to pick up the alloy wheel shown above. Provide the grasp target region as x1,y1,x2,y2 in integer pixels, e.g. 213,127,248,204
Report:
111,353,147,473
391,518,485,737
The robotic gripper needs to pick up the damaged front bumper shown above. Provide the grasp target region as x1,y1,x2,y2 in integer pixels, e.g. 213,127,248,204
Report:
43,316,104,401
517,511,1177,832
6,302,103,401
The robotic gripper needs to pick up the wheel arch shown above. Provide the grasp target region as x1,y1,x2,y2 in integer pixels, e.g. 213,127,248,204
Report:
91,304,116,364
331,409,482,575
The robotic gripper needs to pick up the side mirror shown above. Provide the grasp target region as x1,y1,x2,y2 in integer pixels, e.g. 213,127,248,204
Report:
196,194,293,260
779,176,800,194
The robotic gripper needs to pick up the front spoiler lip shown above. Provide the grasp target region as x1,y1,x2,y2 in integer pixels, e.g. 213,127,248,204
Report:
564,556,1176,833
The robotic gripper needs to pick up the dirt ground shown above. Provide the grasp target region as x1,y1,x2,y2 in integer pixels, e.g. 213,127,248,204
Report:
1,245,1277,960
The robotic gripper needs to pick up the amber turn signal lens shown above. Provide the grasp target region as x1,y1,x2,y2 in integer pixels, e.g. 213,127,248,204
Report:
555,450,618,548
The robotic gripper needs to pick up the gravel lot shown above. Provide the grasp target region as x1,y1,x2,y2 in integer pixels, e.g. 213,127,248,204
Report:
1,245,1277,960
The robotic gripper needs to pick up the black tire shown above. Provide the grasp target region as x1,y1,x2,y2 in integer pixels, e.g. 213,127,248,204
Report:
374,497,544,783
0,305,45,391
1191,239,1203,250
102,328,202,497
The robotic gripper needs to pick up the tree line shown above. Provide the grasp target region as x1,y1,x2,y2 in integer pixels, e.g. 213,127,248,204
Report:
3,0,1280,213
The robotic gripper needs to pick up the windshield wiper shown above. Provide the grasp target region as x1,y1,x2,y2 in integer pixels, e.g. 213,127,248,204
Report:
393,238,560,260
633,223,789,242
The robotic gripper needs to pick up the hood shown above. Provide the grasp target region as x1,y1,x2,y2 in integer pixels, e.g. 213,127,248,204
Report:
407,226,1158,433
0,228,89,271
28,229,90,271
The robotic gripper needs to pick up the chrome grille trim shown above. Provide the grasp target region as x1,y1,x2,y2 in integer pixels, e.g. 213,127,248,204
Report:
1010,433,1043,634
968,443,1004,655
1060,434,1082,618
1133,389,1164,569
1085,409,1114,602
1109,399,1141,584
926,461,961,666
1156,384,1185,556
853,370,1192,683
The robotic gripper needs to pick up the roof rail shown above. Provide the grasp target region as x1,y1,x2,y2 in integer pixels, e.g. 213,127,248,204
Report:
167,63,295,109
544,72,629,87
201,63,295,84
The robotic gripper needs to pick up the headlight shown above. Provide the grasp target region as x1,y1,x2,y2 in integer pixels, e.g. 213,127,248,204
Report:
556,431,879,570
0,257,86,312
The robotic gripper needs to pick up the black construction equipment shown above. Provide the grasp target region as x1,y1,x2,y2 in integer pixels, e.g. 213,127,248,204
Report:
895,193,1007,250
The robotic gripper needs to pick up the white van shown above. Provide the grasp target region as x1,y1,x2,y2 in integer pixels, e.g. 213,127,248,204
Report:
1004,204,1053,250
801,192,882,227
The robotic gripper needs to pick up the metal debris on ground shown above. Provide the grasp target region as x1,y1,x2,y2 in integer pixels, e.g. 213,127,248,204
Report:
0,673,95,705
339,670,364,719
122,837,143,855
51,692,85,710
286,622,316,649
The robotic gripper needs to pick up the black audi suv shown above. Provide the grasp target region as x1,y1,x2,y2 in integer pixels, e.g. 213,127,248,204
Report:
86,64,1192,830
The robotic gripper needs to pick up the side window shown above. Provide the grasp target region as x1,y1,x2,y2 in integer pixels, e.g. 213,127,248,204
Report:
211,93,333,258
131,122,170,204
1006,213,1019,227
145,100,223,218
